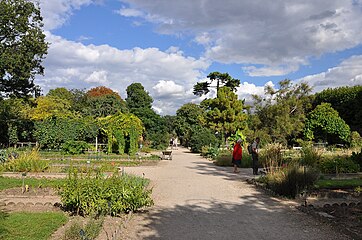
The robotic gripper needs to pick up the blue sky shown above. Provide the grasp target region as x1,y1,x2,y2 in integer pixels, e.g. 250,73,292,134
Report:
36,0,362,115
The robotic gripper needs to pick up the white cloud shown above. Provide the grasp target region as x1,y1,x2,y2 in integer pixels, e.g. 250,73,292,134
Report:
36,33,209,115
118,0,362,75
236,81,272,105
39,0,99,30
116,7,143,17
153,80,185,98
297,55,362,92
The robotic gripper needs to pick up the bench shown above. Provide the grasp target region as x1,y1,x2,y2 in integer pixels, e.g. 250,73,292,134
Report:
161,150,172,160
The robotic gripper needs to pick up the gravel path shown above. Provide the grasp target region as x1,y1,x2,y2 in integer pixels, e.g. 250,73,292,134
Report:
120,147,350,240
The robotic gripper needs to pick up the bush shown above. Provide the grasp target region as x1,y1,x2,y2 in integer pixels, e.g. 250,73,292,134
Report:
0,148,48,172
319,157,359,174
259,143,283,172
350,148,362,171
201,146,219,159
300,143,322,167
63,217,103,240
58,169,153,216
263,165,319,198
214,150,232,166
189,127,218,153
62,141,91,154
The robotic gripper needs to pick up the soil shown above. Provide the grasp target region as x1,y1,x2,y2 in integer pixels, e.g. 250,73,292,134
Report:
1,147,360,239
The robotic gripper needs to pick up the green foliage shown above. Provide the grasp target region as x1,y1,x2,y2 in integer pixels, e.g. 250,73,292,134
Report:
304,103,351,144
350,131,362,148
0,0,48,98
0,211,67,240
62,141,91,155
0,176,65,191
99,112,143,155
193,72,240,97
262,165,319,198
126,83,153,109
201,146,219,159
213,150,233,166
227,129,247,150
63,217,103,240
34,116,98,150
59,169,153,216
319,157,359,174
259,143,283,172
300,142,322,167
314,85,362,134
200,87,248,141
85,94,128,118
350,148,362,171
1,148,48,172
188,126,218,153
252,80,312,146
315,178,362,189
175,103,204,146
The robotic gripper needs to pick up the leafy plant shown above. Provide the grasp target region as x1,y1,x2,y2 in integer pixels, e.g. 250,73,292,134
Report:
1,148,48,172
300,142,322,167
259,143,283,173
63,217,103,240
58,169,153,216
263,164,319,198
319,157,359,174
350,148,362,171
62,140,91,154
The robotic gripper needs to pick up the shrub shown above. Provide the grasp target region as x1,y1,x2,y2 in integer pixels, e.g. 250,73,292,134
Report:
63,217,103,240
259,143,283,173
58,169,153,216
300,143,322,167
319,157,359,174
214,150,232,166
62,140,91,154
263,165,319,198
189,127,218,153
201,146,219,159
0,148,48,172
350,148,362,171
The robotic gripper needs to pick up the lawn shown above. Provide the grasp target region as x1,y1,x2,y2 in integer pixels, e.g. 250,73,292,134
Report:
315,178,362,189
0,176,65,191
0,211,68,240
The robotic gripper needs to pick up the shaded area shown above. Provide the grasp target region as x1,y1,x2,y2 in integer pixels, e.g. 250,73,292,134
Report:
125,192,349,240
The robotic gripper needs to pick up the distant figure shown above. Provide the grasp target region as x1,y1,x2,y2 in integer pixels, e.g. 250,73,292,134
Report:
232,139,243,173
174,137,178,149
170,138,174,149
252,137,260,175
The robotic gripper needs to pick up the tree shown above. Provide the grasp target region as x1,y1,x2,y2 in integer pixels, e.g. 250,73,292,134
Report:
252,80,313,145
193,72,240,97
314,86,362,135
126,83,153,109
304,103,351,144
200,87,248,142
175,103,204,146
85,86,127,117
125,83,168,148
0,0,48,98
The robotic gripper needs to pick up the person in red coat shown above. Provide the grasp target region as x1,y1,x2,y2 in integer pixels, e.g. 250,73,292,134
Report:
232,139,242,173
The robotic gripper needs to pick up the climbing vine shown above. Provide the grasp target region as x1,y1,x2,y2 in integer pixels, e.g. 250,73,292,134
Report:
99,112,143,155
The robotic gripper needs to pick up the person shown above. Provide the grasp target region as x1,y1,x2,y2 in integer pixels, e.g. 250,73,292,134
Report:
232,139,243,173
251,137,260,175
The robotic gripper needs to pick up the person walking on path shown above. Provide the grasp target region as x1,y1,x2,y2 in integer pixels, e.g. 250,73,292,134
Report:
232,139,243,173
252,137,260,175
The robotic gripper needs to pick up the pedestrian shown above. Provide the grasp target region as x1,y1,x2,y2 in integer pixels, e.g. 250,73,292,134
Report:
232,139,243,173
251,137,260,175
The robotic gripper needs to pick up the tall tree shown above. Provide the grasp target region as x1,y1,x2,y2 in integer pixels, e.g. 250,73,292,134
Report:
193,72,240,97
252,80,313,145
200,87,247,142
0,0,48,98
126,83,153,109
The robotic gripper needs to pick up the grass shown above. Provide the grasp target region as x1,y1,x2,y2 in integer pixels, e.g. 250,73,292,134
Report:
0,176,66,191
0,211,68,240
315,178,362,189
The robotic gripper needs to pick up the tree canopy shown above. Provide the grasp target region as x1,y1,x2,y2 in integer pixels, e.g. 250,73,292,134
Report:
193,72,240,97
0,0,48,98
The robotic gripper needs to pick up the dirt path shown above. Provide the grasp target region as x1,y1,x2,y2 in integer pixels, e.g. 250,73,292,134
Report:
119,147,350,240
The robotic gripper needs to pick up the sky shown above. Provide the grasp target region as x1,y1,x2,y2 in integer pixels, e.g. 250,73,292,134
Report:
35,0,362,115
